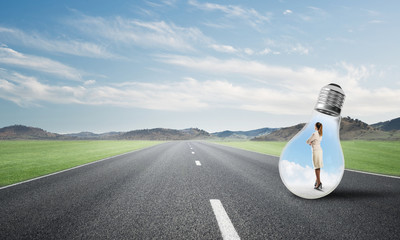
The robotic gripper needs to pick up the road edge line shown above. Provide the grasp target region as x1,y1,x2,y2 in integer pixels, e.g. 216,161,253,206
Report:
206,141,400,179
344,168,400,179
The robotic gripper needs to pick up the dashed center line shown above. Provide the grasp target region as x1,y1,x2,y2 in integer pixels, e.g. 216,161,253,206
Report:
191,151,195,154
195,161,201,166
210,199,240,240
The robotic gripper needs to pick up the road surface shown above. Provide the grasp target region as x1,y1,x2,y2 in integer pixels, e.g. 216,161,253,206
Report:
1,141,399,239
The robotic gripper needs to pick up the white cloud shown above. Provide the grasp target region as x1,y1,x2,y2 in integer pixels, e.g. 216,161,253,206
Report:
259,48,271,55
1,57,399,119
279,159,343,198
210,44,238,53
280,160,316,187
283,9,293,15
0,26,116,59
0,46,82,81
210,44,256,55
156,55,333,90
0,70,84,106
288,43,309,55
188,0,271,28
0,70,207,109
84,80,96,85
156,55,400,117
0,68,313,113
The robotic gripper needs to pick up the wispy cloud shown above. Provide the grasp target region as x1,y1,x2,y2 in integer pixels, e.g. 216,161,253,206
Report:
68,13,265,56
369,20,384,24
0,26,116,59
363,9,380,17
68,14,212,52
296,6,328,22
263,38,311,55
307,6,328,16
210,44,257,55
156,55,327,90
145,0,177,8
0,46,82,81
188,0,271,28
210,44,238,53
202,21,233,29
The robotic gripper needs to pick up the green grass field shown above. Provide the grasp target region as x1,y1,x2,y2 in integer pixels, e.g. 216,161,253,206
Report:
215,140,400,176
1,140,398,187
0,140,163,187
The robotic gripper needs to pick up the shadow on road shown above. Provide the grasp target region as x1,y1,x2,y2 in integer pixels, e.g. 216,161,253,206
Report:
327,188,398,200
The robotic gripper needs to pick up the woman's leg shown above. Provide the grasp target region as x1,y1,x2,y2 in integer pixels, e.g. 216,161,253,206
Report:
315,168,321,185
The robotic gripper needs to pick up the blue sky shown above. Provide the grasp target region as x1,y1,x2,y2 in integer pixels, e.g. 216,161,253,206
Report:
1,0,399,133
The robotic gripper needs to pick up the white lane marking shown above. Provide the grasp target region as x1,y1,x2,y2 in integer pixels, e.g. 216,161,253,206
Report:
195,161,201,166
0,145,159,191
210,199,240,240
345,169,400,179
191,151,195,154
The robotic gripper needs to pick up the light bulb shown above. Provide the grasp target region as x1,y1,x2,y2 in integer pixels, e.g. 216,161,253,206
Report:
279,83,346,199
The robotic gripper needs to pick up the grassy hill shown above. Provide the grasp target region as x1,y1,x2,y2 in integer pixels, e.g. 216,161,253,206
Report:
0,125,63,140
371,117,400,131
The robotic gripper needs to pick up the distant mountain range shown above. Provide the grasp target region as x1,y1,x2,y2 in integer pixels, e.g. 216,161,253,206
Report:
212,127,278,140
117,128,210,140
0,125,210,140
253,116,400,141
1,116,399,141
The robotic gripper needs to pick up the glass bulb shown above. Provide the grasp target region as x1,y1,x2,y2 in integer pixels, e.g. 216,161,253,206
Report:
279,83,346,199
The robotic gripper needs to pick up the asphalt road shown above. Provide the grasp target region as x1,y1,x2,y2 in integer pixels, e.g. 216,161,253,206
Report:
1,141,399,239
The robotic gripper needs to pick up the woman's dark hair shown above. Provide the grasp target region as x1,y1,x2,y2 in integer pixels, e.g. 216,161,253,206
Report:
315,122,323,136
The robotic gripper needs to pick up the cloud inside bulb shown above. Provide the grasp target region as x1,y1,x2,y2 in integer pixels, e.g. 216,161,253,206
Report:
280,159,343,193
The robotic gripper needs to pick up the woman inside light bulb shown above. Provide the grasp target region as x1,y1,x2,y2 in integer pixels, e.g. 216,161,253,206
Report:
306,122,323,190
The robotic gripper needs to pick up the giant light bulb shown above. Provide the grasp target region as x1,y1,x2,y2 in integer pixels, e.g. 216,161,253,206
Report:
279,83,346,199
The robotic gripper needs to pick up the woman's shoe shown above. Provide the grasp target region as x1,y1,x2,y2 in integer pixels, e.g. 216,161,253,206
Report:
314,181,317,187
315,182,322,190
